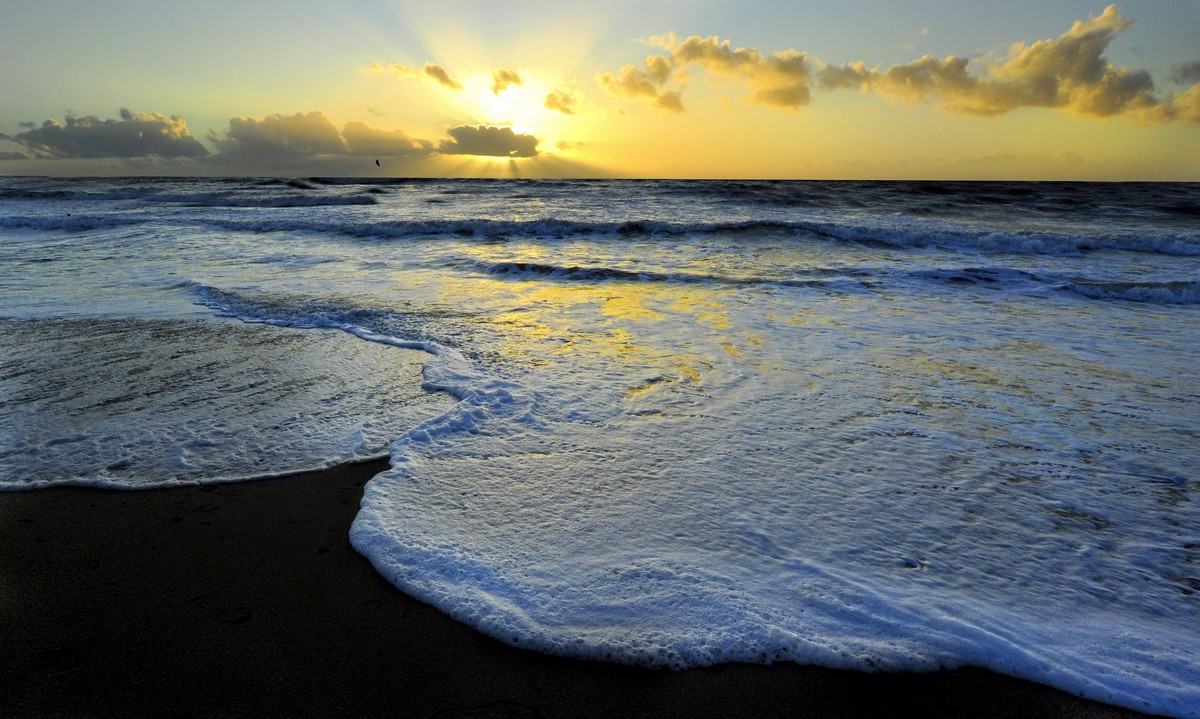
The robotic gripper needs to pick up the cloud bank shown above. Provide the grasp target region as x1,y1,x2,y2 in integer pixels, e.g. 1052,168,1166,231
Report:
207,112,437,162
208,111,347,158
599,5,1200,124
820,5,1160,119
439,125,539,158
2,108,208,159
342,121,434,156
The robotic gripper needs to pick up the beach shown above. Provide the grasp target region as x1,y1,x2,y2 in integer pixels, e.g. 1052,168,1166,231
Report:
3,177,1197,717
0,458,1155,718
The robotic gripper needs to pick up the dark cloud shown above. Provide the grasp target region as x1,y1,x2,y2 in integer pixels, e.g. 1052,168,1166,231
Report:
342,121,433,156
491,68,522,95
1173,59,1200,84
207,112,437,164
544,90,579,115
439,125,538,158
3,108,208,159
208,111,346,158
0,151,28,160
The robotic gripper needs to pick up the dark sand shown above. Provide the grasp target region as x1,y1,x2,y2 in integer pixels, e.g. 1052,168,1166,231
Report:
1,459,1157,719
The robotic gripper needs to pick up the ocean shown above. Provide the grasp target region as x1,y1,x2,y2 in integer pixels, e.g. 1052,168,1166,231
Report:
1,176,1198,716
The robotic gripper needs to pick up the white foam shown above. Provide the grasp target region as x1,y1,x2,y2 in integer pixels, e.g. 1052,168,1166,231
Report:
348,269,1200,718
0,317,452,488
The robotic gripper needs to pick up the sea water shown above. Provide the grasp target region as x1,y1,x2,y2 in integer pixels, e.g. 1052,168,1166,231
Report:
1,177,1198,716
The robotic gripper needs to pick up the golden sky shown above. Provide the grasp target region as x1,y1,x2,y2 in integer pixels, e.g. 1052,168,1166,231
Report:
1,1,1197,179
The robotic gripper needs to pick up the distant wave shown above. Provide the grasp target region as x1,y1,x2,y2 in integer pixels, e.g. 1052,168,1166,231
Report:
1065,279,1200,304
0,187,159,202
909,266,1045,286
0,184,378,208
909,266,1200,305
4,177,1196,257
0,214,148,232
168,192,379,208
461,258,1200,306
196,215,1200,257
803,219,1200,257
201,216,802,240
458,258,874,293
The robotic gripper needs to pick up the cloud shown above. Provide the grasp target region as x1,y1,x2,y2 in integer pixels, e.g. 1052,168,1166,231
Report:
1173,59,1200,85
544,90,579,115
362,61,462,91
1164,83,1200,124
669,35,813,108
0,151,28,160
423,63,462,91
491,68,522,95
600,6,1199,125
598,34,812,112
341,121,433,156
819,5,1176,120
653,90,685,113
1,108,208,159
208,112,437,162
438,125,538,158
596,61,686,112
208,111,346,158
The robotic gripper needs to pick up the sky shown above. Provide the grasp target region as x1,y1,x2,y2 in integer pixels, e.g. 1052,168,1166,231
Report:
1,0,1198,180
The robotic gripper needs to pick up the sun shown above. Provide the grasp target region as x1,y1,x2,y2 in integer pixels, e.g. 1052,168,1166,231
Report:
455,71,569,148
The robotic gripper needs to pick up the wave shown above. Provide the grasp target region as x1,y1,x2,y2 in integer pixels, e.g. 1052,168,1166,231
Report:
0,182,378,208
200,216,802,240
0,214,149,232
460,258,1200,306
803,219,1200,257
893,266,1200,305
168,192,380,208
1065,279,1200,304
193,213,1200,257
457,258,875,293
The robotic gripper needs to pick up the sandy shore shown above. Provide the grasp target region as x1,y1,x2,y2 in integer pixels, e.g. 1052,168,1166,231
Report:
0,460,1155,718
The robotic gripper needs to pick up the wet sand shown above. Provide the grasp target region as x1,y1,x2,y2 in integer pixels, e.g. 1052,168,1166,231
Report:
0,459,1156,718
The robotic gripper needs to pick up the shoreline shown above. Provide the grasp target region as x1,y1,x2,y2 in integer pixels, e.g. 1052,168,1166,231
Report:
0,460,1156,718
